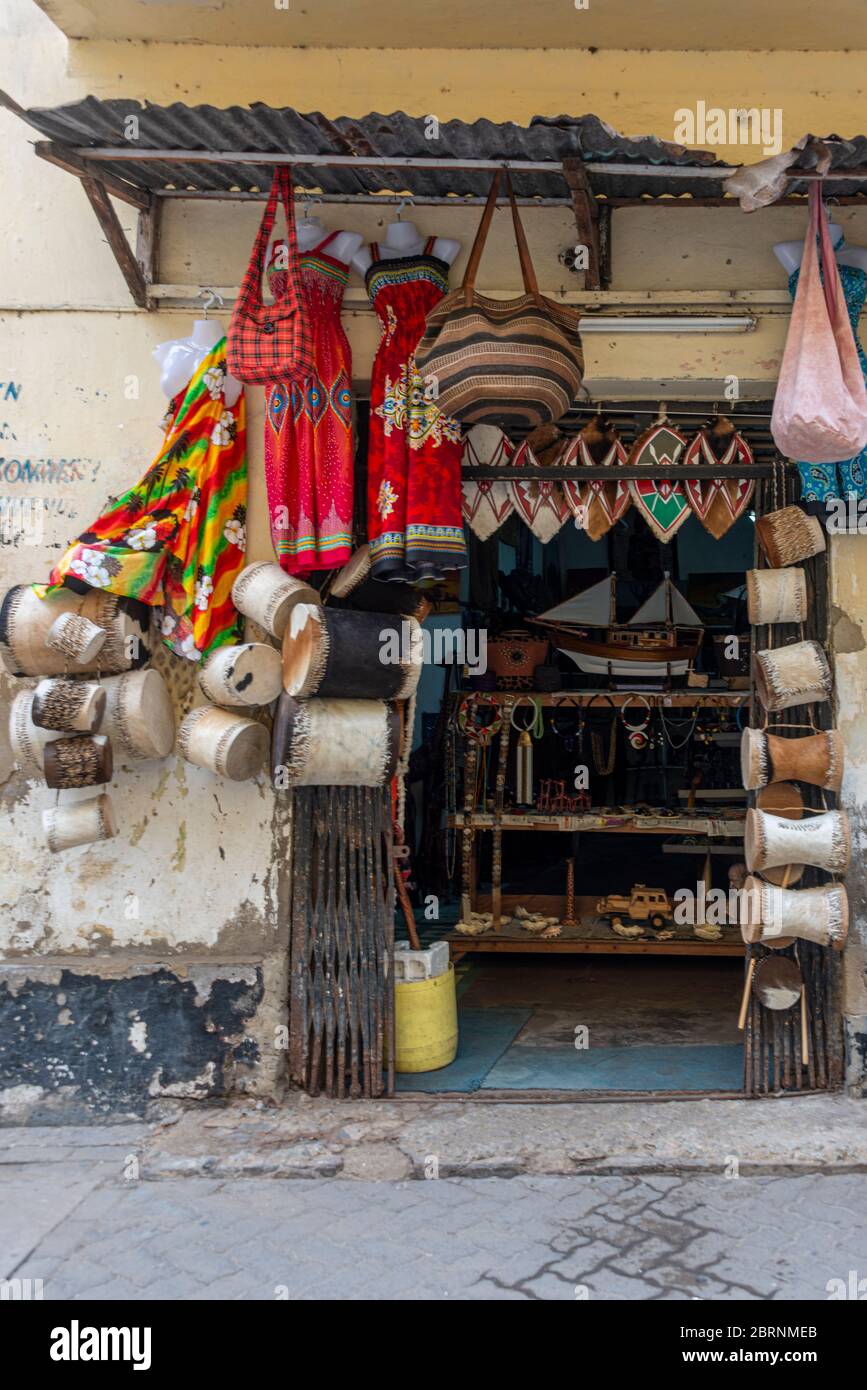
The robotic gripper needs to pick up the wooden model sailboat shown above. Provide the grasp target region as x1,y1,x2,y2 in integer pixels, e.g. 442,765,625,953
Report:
531,573,703,677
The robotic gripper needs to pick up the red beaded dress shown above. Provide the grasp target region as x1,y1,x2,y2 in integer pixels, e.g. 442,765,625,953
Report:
365,238,466,581
264,231,354,573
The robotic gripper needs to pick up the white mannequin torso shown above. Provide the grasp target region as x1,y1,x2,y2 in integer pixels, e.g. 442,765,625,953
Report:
773,218,867,276
351,218,461,277
294,216,364,266
153,319,243,407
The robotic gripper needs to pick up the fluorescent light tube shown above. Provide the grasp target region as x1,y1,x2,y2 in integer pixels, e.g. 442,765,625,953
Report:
580,316,756,333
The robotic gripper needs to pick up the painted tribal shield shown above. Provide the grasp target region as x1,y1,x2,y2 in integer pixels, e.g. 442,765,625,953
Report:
628,419,691,542
461,424,515,541
561,415,631,541
509,439,569,544
683,417,755,540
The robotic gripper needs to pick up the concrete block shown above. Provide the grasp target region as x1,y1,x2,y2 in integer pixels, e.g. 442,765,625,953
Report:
394,940,449,981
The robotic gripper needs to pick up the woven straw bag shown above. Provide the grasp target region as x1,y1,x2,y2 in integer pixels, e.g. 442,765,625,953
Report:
415,172,583,429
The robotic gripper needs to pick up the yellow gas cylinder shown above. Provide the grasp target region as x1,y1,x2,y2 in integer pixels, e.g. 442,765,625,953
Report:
394,964,458,1073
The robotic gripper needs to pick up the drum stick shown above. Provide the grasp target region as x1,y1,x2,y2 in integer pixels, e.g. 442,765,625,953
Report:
738,957,756,1030
800,985,810,1063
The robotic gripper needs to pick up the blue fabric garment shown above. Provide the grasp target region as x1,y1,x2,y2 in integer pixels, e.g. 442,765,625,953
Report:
788,262,867,502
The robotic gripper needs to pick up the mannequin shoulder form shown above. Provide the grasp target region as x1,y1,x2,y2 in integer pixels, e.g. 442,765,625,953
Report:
432,236,461,266
153,338,197,399
352,243,374,276
772,240,803,276
837,246,867,272
327,230,365,265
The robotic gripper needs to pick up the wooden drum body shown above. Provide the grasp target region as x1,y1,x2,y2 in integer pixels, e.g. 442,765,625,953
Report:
43,734,113,789
99,669,176,761
745,806,851,874
271,694,401,787
31,679,106,734
740,875,848,950
746,567,807,626
741,727,844,793
231,563,319,640
755,640,832,712
199,642,282,708
179,705,268,781
755,506,825,568
0,585,149,677
282,607,423,702
43,793,118,853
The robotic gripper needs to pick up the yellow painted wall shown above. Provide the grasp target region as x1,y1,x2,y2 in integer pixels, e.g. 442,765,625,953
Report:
2,0,866,1088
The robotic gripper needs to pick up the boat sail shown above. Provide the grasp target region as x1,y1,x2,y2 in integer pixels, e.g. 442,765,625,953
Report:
531,573,703,677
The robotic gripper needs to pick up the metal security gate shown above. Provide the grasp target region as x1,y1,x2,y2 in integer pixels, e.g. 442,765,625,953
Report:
288,786,395,1097
744,467,845,1093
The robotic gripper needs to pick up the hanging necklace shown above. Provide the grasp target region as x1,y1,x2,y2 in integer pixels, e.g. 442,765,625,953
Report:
659,703,699,750
550,697,584,755
510,696,543,805
620,694,655,751
588,697,618,776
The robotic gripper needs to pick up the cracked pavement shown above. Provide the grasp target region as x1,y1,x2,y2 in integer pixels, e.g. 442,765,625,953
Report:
1,1122,865,1299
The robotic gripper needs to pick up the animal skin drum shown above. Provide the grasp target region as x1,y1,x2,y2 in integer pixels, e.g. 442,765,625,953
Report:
755,506,825,568
740,874,848,950
752,956,803,1011
43,733,113,789
271,694,401,787
31,679,106,734
0,585,149,677
8,688,63,773
745,807,851,874
754,781,804,886
754,640,832,712
42,792,118,853
282,607,423,701
178,705,268,781
746,567,807,625
330,546,432,621
45,612,107,665
231,563,319,640
741,726,844,793
198,642,282,708
99,669,176,761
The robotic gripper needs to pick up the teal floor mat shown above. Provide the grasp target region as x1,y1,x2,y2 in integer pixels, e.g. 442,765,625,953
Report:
395,1007,532,1093
481,1042,744,1092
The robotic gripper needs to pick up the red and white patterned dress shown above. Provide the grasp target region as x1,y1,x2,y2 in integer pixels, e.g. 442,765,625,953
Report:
265,232,354,573
366,238,466,581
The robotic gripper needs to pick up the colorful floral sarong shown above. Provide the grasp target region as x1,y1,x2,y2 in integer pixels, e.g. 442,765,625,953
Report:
37,340,247,660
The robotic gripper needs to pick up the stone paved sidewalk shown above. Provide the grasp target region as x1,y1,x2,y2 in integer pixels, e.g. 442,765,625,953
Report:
3,1163,866,1300
136,1092,867,1180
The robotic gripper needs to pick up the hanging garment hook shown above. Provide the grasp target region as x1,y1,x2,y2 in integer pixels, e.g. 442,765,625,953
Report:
199,288,224,317
298,188,321,220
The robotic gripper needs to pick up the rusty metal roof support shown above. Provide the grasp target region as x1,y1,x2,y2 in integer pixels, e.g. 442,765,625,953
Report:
4,91,867,308
80,176,149,309
562,156,602,291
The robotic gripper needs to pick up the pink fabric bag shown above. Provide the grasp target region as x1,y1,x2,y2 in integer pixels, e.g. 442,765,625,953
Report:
771,186,867,463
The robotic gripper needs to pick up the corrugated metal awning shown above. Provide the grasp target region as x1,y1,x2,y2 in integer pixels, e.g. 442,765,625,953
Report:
7,98,867,202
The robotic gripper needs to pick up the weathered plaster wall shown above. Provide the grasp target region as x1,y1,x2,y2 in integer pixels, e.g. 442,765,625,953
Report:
830,537,867,1093
1,0,865,1110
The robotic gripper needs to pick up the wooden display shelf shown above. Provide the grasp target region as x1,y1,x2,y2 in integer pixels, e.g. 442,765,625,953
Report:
454,690,749,708
448,895,745,960
448,812,744,836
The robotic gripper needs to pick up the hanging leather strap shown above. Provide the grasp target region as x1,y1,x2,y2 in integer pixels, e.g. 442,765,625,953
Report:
462,170,542,306
237,167,300,314
812,182,842,324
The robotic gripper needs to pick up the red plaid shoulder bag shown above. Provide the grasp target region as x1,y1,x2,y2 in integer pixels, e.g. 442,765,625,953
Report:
227,166,313,385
